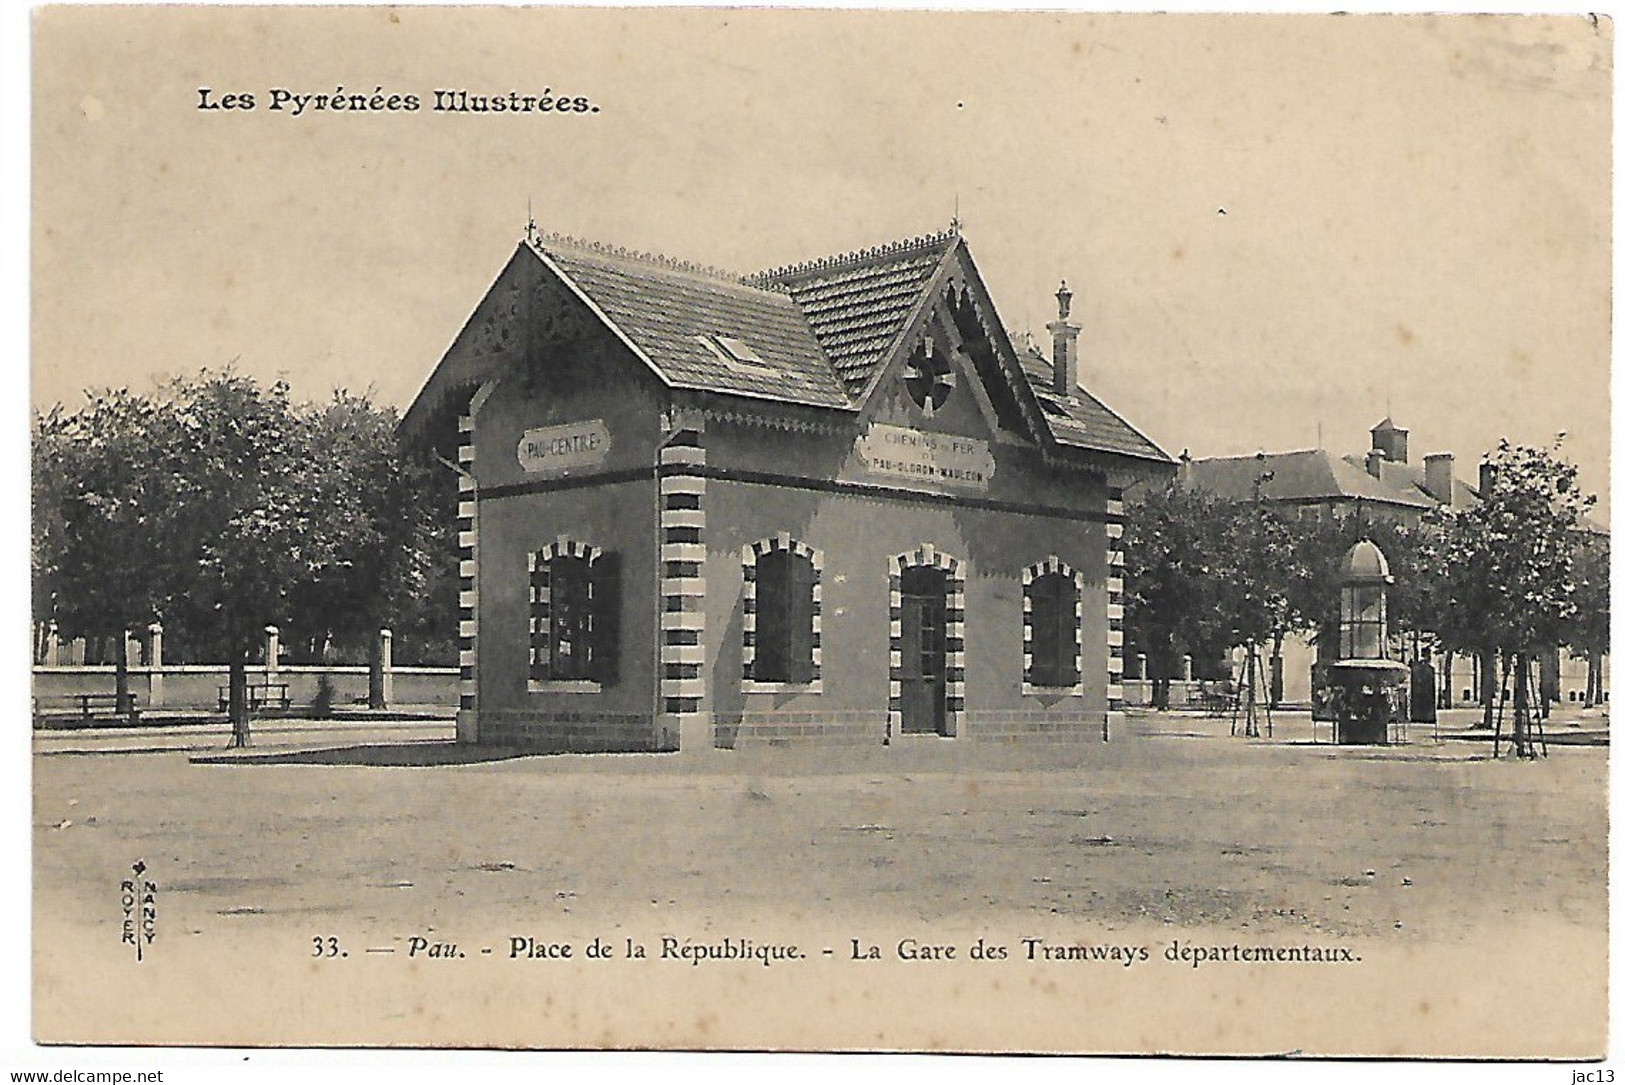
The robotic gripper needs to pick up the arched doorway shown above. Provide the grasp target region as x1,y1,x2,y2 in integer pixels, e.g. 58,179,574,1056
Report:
898,564,948,735
889,545,964,739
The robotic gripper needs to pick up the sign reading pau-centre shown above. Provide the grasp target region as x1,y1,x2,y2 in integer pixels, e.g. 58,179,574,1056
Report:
518,419,611,474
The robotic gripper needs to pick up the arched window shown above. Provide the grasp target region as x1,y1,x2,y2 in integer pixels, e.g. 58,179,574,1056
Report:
530,539,620,687
1026,563,1081,688
744,538,820,685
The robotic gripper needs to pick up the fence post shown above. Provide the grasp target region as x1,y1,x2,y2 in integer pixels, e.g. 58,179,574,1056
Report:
379,628,394,707
147,622,165,707
264,626,280,674
46,622,60,666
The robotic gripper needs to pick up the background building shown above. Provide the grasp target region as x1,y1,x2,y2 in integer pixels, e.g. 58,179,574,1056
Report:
1154,418,1606,710
1182,417,1476,527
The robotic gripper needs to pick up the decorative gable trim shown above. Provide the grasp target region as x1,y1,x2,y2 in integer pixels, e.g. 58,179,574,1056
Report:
744,226,961,290
848,235,964,416
534,229,745,284
942,247,1057,448
851,241,1056,451
525,241,676,390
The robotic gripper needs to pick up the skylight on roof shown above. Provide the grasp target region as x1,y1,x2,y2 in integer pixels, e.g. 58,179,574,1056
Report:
697,334,778,375
716,336,766,366
1037,398,1071,418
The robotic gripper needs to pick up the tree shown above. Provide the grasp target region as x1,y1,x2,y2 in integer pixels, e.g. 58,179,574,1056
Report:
159,371,336,745
282,392,439,707
1208,494,1306,732
1563,531,1609,709
35,392,182,714
1435,438,1594,756
31,409,70,664
1123,484,1249,709
36,369,455,739
390,490,461,667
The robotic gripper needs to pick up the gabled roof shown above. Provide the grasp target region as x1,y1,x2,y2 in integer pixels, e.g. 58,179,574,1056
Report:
745,230,958,395
1186,448,1436,508
404,226,1173,470
1344,454,1479,509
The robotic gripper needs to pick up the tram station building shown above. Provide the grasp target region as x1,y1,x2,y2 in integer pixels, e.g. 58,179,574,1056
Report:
402,225,1173,752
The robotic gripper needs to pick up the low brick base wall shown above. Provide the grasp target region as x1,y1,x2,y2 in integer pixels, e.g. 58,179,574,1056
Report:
478,711,671,753
714,709,1107,749
715,711,887,750
959,710,1107,743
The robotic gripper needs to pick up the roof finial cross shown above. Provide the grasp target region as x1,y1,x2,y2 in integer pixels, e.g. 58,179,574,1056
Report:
950,193,962,234
525,197,537,244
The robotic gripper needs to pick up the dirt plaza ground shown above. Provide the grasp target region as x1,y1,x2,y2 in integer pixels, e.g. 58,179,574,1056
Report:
31,706,1608,1053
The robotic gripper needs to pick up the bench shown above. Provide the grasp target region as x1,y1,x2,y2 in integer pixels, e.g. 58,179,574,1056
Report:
29,692,141,725
1199,682,1235,717
70,692,141,720
217,681,292,714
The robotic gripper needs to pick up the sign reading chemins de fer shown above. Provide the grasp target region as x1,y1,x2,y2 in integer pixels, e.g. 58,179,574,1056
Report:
518,419,611,474
856,423,995,491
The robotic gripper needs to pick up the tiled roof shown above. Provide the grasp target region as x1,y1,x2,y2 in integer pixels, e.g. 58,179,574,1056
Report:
537,241,853,410
747,231,956,395
406,227,1174,475
1014,342,1171,463
1186,448,1435,508
1348,455,1479,509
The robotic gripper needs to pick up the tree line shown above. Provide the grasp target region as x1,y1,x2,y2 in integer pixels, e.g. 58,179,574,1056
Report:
31,369,456,744
1123,439,1609,739
33,368,1608,754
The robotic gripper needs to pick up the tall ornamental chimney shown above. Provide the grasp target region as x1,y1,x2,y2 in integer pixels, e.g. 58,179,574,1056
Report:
1047,280,1080,398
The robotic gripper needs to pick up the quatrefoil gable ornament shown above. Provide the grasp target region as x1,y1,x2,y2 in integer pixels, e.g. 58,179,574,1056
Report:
902,338,954,416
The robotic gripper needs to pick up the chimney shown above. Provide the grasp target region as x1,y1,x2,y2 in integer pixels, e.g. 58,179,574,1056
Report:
1424,453,1454,507
1047,280,1080,398
1365,449,1385,478
1478,459,1495,498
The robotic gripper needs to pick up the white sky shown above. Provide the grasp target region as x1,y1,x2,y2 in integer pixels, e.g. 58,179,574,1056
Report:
32,10,1611,516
